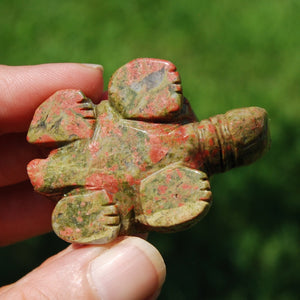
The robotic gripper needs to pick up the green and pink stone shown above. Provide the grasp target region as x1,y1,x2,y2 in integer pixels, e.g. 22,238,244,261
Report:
27,58,270,244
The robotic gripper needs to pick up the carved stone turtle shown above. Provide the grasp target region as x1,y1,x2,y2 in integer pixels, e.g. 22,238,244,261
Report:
27,58,270,244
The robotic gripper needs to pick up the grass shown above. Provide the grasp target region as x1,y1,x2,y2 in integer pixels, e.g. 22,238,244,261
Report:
0,0,299,299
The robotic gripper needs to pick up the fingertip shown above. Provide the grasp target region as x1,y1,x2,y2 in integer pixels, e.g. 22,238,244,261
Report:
88,237,166,300
0,237,166,300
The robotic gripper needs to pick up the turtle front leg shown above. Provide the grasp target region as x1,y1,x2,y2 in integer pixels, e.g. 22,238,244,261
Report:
52,189,120,244
136,163,212,232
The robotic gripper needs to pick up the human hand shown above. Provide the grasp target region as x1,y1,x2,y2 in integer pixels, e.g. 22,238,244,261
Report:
0,63,166,299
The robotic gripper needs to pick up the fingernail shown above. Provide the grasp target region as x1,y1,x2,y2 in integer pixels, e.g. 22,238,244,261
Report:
88,237,166,300
81,63,104,72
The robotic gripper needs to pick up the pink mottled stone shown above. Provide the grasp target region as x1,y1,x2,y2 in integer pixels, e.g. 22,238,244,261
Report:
27,58,270,244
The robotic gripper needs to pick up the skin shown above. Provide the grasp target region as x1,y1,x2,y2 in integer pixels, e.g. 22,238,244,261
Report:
0,63,166,299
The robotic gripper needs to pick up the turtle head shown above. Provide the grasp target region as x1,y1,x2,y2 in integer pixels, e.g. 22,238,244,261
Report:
196,107,270,174
27,89,96,147
221,107,270,169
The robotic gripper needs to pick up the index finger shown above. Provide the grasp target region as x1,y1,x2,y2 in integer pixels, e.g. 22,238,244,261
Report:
0,63,104,134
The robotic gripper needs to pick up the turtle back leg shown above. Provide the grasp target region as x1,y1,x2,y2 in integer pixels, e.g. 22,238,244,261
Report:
52,189,120,244
136,163,212,232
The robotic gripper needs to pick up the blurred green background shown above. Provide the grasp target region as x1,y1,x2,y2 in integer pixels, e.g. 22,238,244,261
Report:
1,0,299,299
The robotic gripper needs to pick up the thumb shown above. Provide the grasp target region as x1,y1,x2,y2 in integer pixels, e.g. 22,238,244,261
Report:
0,237,166,300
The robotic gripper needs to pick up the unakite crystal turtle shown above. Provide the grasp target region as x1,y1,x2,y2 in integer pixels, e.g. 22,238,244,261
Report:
27,58,270,244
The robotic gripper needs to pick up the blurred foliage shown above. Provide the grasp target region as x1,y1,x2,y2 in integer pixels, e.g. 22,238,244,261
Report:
0,0,299,299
